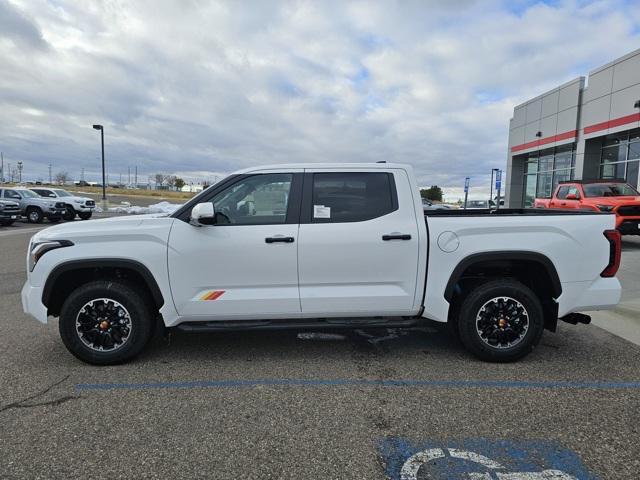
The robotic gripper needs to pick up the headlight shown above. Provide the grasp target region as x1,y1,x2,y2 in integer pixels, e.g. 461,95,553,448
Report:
597,205,614,212
28,240,73,272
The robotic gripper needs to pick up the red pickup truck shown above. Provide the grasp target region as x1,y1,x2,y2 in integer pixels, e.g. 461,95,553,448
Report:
535,180,640,235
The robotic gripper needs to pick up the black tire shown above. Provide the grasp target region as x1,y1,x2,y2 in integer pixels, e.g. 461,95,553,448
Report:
63,206,76,221
26,207,44,224
78,211,92,220
0,220,14,226
456,279,544,362
59,280,154,365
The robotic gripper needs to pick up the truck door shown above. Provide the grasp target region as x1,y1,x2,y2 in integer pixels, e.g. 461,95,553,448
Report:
167,171,303,319
297,169,421,317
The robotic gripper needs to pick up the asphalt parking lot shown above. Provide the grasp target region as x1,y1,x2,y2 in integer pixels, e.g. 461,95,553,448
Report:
1,218,639,479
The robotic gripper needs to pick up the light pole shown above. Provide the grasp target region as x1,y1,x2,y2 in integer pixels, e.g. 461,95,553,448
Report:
92,124,106,202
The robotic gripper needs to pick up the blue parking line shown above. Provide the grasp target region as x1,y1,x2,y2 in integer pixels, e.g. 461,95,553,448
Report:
75,378,640,392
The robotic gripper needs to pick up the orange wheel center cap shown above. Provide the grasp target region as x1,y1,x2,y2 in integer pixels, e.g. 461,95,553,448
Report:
99,320,110,331
498,318,507,328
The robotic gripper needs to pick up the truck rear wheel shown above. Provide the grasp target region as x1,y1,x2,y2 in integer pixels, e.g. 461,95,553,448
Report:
59,280,154,365
456,279,544,362
78,211,92,220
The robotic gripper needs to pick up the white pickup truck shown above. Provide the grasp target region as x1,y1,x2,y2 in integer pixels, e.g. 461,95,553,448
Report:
22,163,622,365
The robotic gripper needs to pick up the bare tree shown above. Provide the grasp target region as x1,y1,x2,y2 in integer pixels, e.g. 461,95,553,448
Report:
55,171,70,185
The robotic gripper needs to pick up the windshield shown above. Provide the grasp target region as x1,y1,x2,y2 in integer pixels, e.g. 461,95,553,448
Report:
468,200,488,208
583,183,639,197
19,189,38,198
53,189,72,197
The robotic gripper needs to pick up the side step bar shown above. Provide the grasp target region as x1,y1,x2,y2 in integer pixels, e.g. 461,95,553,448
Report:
175,317,422,333
559,313,591,325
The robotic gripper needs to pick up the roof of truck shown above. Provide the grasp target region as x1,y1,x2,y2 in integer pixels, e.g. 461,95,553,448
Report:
231,162,411,175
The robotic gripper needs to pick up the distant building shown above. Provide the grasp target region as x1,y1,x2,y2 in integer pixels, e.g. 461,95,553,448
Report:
506,48,640,207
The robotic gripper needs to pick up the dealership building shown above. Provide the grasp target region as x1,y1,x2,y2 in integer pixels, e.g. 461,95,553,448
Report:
505,48,640,207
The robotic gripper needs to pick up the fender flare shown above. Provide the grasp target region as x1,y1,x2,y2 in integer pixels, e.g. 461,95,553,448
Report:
443,251,562,302
42,258,164,308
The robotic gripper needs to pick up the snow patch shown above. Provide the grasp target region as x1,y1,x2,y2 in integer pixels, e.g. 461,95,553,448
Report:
95,201,183,215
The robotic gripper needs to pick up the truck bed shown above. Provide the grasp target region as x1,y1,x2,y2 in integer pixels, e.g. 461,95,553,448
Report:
424,208,607,217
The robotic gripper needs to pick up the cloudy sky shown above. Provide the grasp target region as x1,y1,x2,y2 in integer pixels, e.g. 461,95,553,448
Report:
1,0,639,197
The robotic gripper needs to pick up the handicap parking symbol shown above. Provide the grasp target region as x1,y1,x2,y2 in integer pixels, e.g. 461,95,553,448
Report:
379,438,598,480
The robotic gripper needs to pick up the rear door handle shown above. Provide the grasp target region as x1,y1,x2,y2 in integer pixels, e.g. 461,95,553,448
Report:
265,236,295,244
382,234,412,241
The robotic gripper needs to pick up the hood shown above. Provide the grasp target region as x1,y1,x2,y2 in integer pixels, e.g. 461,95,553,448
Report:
32,214,173,242
63,195,94,203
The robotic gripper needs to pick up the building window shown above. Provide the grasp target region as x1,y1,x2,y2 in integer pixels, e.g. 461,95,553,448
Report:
599,128,640,188
520,143,576,206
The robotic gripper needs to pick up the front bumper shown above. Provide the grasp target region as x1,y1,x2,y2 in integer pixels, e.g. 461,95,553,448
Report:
21,281,48,324
45,207,66,218
0,211,20,220
618,219,640,235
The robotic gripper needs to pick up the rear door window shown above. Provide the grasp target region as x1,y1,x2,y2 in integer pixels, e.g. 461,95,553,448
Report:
310,172,397,223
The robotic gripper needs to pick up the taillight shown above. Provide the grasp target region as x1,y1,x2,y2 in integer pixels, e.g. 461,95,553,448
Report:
601,229,621,277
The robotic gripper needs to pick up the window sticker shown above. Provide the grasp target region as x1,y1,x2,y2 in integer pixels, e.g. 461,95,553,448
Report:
313,205,331,218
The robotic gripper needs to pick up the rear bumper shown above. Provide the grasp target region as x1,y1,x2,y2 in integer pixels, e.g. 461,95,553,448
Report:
21,281,48,324
558,277,621,316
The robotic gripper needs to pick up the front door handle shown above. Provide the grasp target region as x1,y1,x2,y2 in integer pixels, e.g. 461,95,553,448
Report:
382,234,412,241
265,236,295,244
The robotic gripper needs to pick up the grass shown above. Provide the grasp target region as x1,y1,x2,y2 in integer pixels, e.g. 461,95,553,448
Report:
66,186,197,200
3,183,199,200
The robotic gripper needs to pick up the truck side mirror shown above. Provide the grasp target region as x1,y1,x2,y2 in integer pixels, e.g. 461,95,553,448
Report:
566,193,578,200
190,202,216,226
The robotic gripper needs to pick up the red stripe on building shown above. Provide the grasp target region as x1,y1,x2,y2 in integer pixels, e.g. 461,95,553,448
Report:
511,130,577,153
583,112,640,135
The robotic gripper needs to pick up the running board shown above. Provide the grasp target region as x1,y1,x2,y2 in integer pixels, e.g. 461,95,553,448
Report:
174,317,422,332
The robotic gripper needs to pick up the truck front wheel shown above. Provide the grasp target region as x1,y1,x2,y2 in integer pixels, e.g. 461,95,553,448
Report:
59,280,154,365
456,279,544,362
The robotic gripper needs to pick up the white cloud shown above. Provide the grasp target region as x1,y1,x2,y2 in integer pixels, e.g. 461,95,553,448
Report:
0,0,639,189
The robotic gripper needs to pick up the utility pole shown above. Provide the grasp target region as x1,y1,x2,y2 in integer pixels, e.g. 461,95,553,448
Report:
128,166,131,185
48,163,52,184
135,166,137,187
0,152,3,183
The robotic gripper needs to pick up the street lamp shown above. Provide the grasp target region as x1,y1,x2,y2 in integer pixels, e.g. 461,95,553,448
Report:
92,124,106,201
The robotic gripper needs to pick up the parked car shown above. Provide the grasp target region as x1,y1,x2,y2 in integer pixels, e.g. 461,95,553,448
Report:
534,180,640,235
0,187,65,223
0,199,21,226
422,198,449,211
31,187,95,221
465,199,491,209
22,163,621,365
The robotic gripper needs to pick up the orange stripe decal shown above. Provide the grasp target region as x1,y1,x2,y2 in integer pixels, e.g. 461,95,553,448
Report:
200,290,225,301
